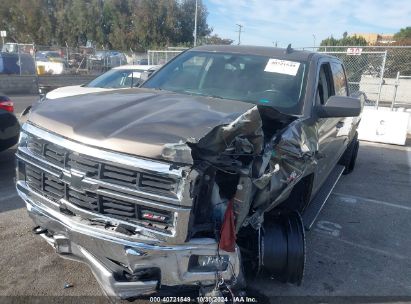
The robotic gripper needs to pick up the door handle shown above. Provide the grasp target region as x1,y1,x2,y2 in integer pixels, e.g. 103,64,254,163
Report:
336,121,344,129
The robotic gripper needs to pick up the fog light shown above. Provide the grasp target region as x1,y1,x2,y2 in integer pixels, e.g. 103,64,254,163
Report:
188,255,229,272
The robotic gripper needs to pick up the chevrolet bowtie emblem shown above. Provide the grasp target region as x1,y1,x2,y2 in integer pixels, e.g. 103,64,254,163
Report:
69,170,86,192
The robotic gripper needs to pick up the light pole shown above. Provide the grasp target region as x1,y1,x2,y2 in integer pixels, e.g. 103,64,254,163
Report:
0,30,6,48
193,0,198,46
236,24,243,45
313,34,316,49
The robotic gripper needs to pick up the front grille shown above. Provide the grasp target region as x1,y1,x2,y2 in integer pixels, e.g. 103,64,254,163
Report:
23,134,180,234
25,163,174,231
67,153,99,176
102,196,136,218
27,135,179,196
68,188,99,212
44,142,66,166
102,164,138,186
26,165,64,202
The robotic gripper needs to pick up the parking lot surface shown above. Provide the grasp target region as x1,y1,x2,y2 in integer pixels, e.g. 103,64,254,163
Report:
0,99,410,302
7,95,40,117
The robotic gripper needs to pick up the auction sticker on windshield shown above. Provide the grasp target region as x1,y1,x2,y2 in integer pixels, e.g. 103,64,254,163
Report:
264,59,300,75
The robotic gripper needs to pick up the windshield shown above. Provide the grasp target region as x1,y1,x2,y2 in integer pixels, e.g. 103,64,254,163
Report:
86,69,145,88
142,51,307,114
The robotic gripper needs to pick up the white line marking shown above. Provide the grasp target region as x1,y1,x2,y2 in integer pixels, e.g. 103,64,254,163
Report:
0,192,19,202
314,220,342,237
332,192,411,211
313,250,411,289
319,233,409,261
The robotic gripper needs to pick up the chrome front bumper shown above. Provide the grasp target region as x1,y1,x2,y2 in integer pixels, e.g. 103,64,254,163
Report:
17,181,241,299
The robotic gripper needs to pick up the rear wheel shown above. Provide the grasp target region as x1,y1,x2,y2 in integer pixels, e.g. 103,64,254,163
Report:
339,132,359,175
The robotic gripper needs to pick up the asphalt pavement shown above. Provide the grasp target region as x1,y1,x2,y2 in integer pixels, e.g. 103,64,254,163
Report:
7,94,40,117
0,100,410,302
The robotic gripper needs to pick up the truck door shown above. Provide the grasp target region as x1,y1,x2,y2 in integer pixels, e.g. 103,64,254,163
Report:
330,60,351,157
313,61,340,193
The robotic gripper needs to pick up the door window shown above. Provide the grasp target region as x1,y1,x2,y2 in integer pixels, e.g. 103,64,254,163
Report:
316,63,334,105
331,62,348,96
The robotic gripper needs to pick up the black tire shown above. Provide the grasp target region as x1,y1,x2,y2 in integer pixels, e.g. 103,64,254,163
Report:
339,132,359,175
261,211,305,285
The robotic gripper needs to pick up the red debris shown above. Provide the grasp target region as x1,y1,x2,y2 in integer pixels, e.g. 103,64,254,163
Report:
219,199,236,252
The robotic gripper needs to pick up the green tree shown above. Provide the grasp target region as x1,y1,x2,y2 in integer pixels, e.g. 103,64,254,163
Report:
319,33,368,50
200,34,233,45
393,26,411,42
0,0,214,51
177,0,211,45
319,33,369,93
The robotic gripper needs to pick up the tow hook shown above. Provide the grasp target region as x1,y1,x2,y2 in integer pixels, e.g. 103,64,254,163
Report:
32,226,47,235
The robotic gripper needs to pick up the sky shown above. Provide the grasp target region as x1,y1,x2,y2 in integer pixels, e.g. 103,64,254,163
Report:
203,0,411,47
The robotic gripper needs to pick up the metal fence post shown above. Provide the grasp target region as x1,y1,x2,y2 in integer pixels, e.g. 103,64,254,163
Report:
17,44,22,75
376,50,387,109
390,71,400,110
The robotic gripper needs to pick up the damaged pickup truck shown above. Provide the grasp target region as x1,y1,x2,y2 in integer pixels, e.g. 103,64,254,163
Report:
16,45,363,299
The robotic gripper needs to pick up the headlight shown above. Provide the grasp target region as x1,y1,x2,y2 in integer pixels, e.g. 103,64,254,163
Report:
18,131,28,147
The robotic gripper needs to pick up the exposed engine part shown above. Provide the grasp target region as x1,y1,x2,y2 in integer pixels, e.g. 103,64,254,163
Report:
260,211,305,285
210,183,228,226
232,175,254,233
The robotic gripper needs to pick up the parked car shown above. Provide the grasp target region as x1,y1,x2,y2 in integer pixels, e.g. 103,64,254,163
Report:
44,65,160,99
135,58,148,65
87,50,127,71
0,52,36,75
35,51,67,75
16,45,363,299
0,94,19,151
35,51,64,61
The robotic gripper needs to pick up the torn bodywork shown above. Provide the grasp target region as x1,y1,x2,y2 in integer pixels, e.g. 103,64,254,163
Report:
163,105,317,284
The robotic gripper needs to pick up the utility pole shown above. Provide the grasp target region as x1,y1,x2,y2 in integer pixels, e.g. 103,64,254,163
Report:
193,0,198,46
236,24,243,45
0,30,6,48
313,34,316,49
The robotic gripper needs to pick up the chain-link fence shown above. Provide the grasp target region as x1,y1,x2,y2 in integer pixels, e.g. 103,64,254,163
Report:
300,46,411,108
1,43,148,76
0,43,36,75
35,45,135,75
147,49,185,65
321,50,387,107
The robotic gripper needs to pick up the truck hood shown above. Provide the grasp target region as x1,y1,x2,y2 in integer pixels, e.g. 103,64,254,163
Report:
28,88,255,162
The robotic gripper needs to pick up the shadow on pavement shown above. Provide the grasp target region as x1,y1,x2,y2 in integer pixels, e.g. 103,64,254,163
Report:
0,146,25,213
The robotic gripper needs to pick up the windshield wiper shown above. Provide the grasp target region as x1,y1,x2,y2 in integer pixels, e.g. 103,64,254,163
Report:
181,90,226,100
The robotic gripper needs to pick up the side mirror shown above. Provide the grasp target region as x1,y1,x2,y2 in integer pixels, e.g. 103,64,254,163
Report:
316,95,361,118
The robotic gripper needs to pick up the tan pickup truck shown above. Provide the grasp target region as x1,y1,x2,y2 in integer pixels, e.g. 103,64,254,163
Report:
16,45,363,300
